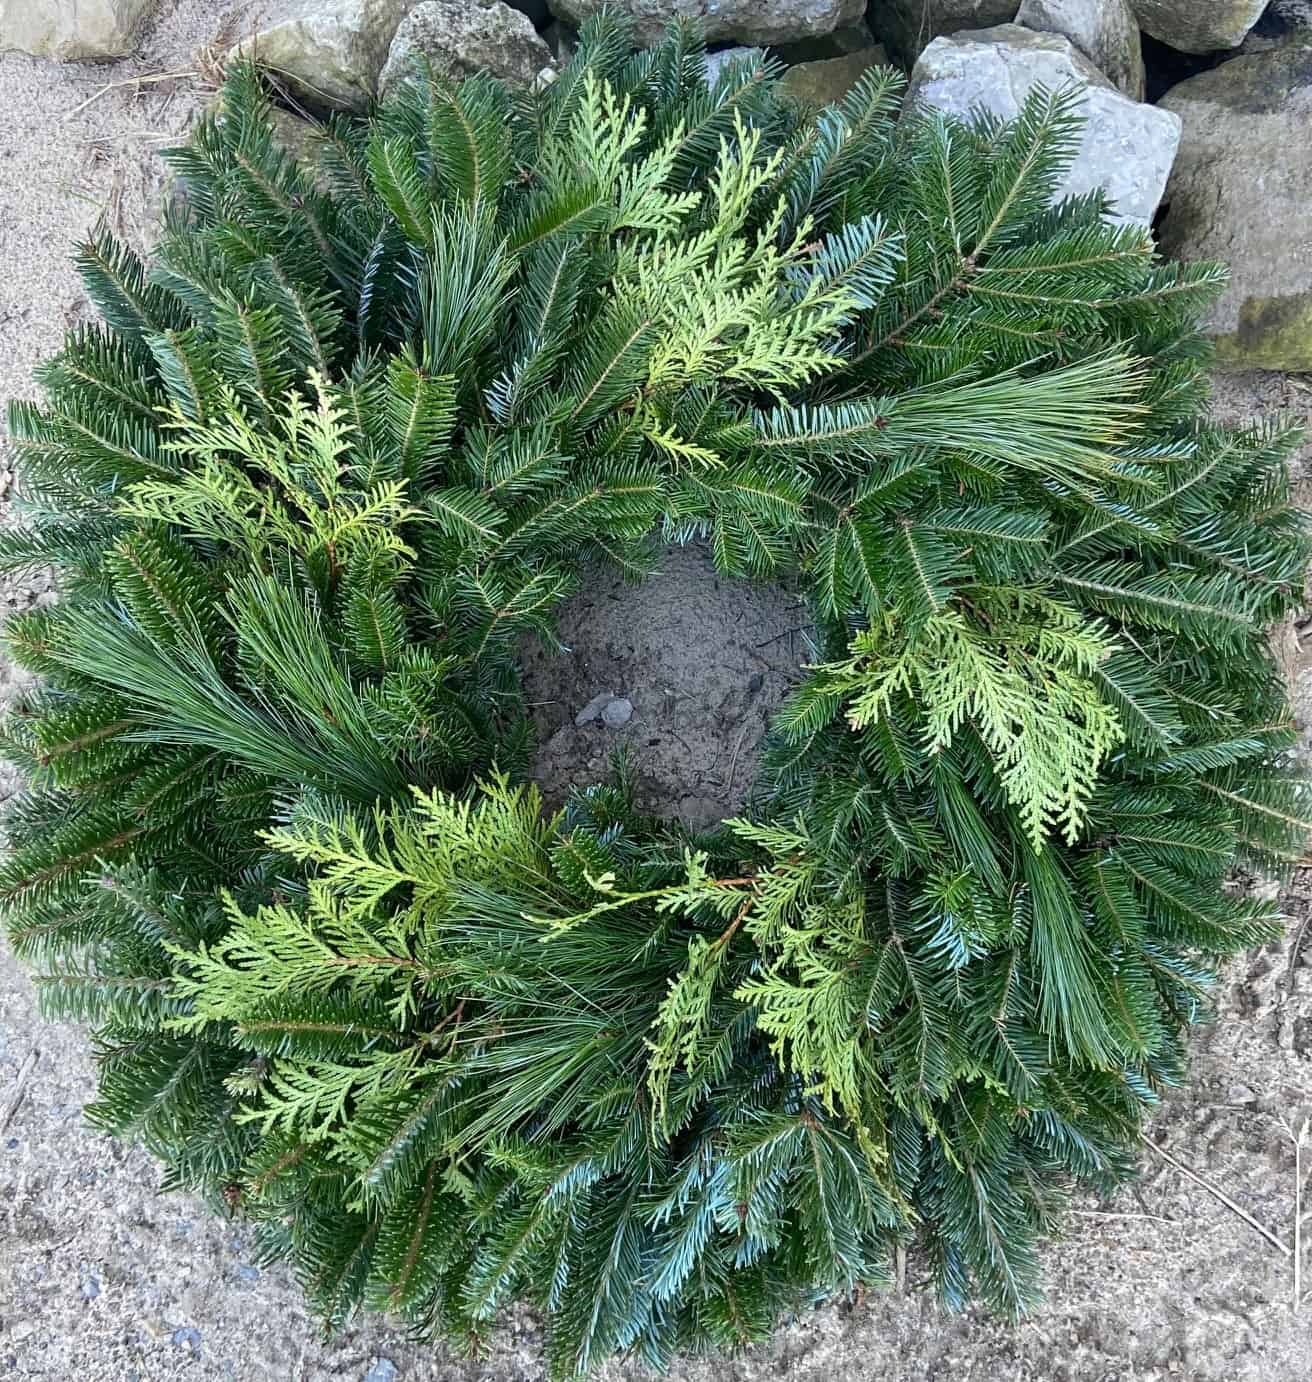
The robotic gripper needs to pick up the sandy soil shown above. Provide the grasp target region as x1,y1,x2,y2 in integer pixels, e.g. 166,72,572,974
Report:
1,6,1311,1379
522,544,812,828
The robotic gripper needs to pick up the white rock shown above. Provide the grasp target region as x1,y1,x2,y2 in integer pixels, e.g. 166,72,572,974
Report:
601,698,633,728
1016,0,1144,100
574,691,614,726
379,0,556,96
546,0,865,49
0,0,157,60
1129,0,1267,55
907,25,1180,228
227,0,409,110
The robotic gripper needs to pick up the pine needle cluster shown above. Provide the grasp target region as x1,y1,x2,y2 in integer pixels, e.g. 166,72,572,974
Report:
1,16,1308,1374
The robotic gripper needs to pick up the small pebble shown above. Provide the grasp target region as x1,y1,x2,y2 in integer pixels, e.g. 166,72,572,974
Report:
80,1273,101,1301
574,690,615,725
172,1326,202,1354
5,1138,17,1149
363,1361,399,1382
601,697,633,728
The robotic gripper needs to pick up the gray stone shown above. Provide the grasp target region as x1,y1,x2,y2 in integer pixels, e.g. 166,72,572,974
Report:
379,0,555,96
205,98,326,189
870,1,1018,67
171,1326,201,1354
907,26,1180,227
781,48,889,106
703,46,766,86
1157,48,1312,370
1130,0,1266,54
546,0,865,48
601,698,633,728
1016,0,1144,100
574,691,614,726
267,108,323,167
1270,0,1312,26
1240,4,1312,55
227,0,409,111
0,0,157,60
503,0,550,25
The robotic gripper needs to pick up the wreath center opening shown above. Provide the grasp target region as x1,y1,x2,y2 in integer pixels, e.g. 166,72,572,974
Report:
521,544,809,828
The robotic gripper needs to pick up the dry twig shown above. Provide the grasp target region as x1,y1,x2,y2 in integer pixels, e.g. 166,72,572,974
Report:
1147,1139,1291,1258
1287,910,1310,995
1071,1207,1176,1225
0,1049,39,1133
65,71,200,121
725,723,750,797
1269,1113,1310,1313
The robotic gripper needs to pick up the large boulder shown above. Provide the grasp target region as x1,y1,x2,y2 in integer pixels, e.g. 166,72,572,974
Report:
1016,0,1144,100
545,0,865,48
781,48,888,106
268,108,325,170
1129,1,1266,54
1240,3,1312,53
1270,0,1312,26
907,26,1180,227
227,0,409,110
379,0,555,95
0,0,157,59
503,0,551,25
785,48,884,105
1240,15,1303,54
1157,48,1312,371
870,1,1018,67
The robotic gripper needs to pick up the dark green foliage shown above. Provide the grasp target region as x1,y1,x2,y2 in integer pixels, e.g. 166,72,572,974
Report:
1,17,1308,1376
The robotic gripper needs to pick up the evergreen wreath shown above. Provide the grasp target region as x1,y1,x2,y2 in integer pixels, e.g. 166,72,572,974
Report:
1,16,1309,1375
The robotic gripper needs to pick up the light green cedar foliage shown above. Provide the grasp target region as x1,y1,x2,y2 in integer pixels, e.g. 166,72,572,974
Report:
1,16,1309,1375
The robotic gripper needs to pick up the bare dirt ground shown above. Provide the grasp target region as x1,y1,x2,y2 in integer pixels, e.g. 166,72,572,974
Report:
1,6,1311,1379
522,544,812,828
